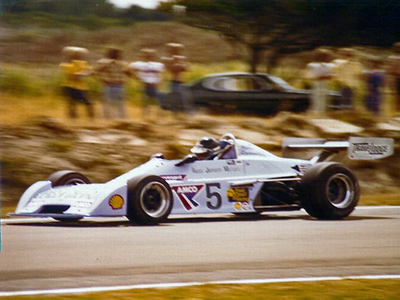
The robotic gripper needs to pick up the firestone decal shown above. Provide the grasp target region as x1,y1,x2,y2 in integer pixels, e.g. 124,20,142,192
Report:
172,184,204,211
109,194,124,210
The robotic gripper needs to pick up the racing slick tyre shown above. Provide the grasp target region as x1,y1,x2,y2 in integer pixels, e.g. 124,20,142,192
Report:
48,170,90,187
299,162,359,220
47,170,91,222
127,175,173,225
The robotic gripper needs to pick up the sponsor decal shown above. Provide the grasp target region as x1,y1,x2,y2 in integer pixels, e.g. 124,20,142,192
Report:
348,137,394,160
223,165,241,172
205,167,222,174
234,202,252,211
161,174,186,181
109,194,124,210
172,184,204,211
192,165,241,174
191,167,204,174
227,188,249,202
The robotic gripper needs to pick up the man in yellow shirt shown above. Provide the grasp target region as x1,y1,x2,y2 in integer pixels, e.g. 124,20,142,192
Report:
60,47,94,118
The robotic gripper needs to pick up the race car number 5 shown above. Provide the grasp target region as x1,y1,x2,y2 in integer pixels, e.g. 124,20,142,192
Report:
206,183,222,209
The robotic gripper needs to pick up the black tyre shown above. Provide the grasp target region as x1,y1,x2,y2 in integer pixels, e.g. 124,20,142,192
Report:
127,175,173,225
48,170,90,187
300,162,359,220
47,170,90,222
290,98,310,112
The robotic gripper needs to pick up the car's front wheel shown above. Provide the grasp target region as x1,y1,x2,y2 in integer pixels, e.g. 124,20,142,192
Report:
299,162,359,220
47,170,90,222
127,175,173,225
48,170,90,187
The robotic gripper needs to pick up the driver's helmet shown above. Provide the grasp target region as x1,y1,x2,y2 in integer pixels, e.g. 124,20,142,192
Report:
190,137,220,160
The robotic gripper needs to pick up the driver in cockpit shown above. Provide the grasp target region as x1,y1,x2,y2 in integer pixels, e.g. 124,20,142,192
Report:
190,136,234,160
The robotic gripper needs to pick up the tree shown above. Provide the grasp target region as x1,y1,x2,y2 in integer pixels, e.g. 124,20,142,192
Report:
123,5,169,22
162,0,400,72
0,0,18,14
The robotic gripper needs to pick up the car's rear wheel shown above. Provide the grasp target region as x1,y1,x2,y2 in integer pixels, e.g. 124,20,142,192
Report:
127,175,173,225
299,162,359,219
290,98,310,112
47,170,90,222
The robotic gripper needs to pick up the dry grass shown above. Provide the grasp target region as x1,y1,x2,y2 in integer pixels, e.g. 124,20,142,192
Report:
4,279,399,299
0,22,238,65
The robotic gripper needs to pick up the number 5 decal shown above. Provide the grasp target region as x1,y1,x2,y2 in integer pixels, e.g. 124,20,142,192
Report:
206,183,222,209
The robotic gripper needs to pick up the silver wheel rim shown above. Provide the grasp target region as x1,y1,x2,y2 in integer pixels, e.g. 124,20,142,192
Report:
140,182,170,218
65,178,87,185
325,173,355,209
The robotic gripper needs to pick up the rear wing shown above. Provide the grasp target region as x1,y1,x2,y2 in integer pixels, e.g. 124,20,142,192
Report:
283,137,394,163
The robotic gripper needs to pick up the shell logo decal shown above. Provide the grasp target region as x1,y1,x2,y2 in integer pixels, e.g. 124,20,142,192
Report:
109,194,124,210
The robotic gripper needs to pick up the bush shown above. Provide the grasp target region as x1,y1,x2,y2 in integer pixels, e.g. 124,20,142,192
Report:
0,67,43,96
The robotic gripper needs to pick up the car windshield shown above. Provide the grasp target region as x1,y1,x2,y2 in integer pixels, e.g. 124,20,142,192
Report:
267,75,295,90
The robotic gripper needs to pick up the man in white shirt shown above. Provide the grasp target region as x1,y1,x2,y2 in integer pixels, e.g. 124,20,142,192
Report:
130,49,165,116
304,49,334,114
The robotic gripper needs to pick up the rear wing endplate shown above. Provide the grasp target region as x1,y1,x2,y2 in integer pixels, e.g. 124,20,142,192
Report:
283,137,394,162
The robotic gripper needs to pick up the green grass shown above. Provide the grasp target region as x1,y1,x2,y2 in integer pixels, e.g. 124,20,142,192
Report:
0,60,247,100
2,279,399,299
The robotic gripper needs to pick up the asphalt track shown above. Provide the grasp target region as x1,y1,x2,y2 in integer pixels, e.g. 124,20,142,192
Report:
0,206,399,294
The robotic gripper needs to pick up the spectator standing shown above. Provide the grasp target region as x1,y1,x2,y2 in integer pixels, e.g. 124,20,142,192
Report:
95,47,130,119
129,49,165,116
304,49,334,114
161,43,191,112
162,43,189,93
388,42,400,114
59,47,94,119
332,48,363,110
363,56,386,116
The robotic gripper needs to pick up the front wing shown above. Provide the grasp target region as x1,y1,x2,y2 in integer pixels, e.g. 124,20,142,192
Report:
10,180,129,219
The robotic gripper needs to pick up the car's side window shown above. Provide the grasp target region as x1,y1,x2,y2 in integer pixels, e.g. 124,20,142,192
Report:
234,77,273,92
204,77,235,91
203,76,273,92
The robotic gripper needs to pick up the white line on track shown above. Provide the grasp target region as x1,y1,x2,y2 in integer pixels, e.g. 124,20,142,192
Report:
1,275,399,297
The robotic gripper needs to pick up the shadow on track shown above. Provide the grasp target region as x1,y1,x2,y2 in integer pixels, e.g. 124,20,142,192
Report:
5,212,391,228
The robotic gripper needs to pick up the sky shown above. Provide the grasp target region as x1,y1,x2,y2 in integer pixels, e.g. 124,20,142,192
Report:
108,0,161,9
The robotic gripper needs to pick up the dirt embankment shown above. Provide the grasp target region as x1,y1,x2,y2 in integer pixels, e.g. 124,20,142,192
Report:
1,113,399,210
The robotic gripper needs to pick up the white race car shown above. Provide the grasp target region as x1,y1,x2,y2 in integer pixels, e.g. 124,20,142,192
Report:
10,134,393,224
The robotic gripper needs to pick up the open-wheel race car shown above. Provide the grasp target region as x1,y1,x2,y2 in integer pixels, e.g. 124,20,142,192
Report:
10,134,393,225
